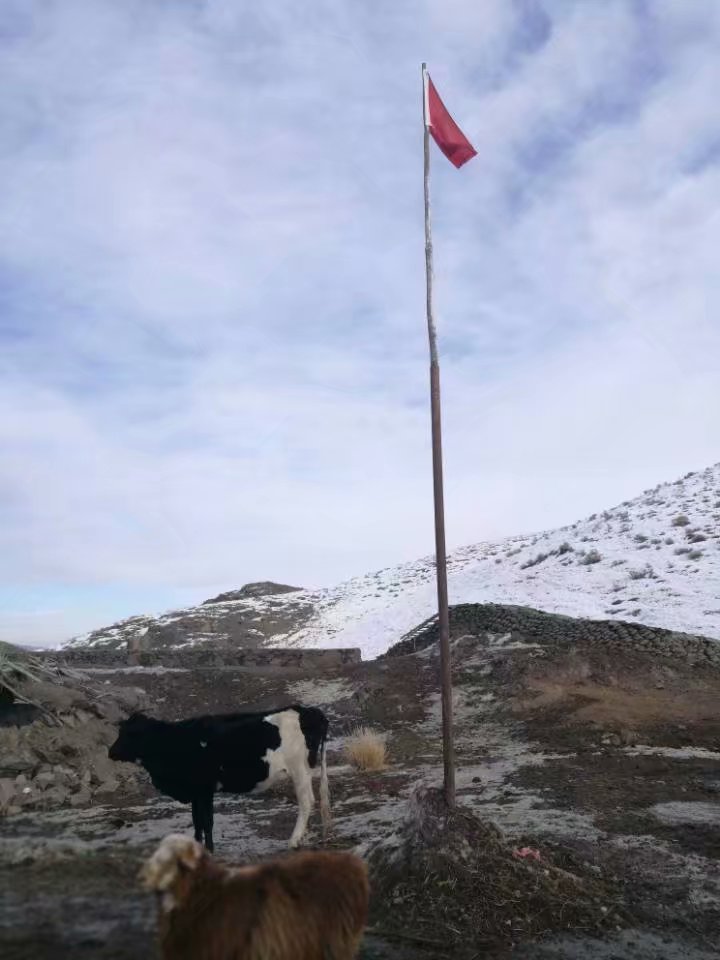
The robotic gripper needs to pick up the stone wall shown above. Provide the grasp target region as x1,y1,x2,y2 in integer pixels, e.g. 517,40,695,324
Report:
35,646,362,670
384,603,720,668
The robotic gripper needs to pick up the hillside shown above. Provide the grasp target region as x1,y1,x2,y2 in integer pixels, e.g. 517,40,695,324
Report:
7,606,720,958
66,463,720,657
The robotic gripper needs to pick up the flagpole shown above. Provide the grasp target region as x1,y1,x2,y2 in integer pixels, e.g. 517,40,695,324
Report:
422,62,455,808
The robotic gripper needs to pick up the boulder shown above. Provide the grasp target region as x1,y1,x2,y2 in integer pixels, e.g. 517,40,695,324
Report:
619,728,640,746
91,698,124,724
33,771,55,791
33,743,69,766
52,765,79,789
113,760,140,782
0,755,35,778
69,787,92,808
57,739,80,758
95,776,120,794
109,686,148,714
19,680,88,714
17,786,33,803
43,785,70,806
0,778,15,807
72,708,96,724
89,753,118,786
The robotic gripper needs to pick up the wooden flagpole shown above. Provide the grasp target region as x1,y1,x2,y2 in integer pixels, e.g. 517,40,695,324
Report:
422,62,455,807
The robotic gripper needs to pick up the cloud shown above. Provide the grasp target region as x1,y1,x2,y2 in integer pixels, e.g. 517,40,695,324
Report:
1,0,719,645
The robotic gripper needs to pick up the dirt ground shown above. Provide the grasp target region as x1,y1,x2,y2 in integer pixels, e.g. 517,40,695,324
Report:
1,629,719,959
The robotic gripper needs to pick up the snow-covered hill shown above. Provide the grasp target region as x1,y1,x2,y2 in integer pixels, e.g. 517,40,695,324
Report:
66,464,720,659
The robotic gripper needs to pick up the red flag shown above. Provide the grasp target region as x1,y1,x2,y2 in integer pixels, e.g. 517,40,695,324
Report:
425,74,476,169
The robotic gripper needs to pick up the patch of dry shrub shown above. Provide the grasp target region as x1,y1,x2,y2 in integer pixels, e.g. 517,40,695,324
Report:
344,726,387,771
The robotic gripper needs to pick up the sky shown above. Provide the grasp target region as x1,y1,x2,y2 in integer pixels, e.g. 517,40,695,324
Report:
2,0,720,647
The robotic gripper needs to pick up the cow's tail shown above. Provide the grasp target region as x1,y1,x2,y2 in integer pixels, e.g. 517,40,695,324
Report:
319,720,332,842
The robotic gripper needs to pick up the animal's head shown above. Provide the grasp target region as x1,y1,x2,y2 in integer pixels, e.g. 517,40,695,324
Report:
108,711,152,762
139,834,205,912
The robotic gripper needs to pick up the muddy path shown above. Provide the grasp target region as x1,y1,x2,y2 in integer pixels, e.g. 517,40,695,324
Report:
1,631,720,958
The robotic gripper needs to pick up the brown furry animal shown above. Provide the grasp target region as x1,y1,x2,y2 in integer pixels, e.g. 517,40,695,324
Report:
140,834,370,960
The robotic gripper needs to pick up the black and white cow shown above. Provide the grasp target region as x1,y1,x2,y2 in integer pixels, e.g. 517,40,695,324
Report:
108,705,330,852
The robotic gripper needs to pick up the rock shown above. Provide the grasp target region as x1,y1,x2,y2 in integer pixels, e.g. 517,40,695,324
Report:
91,698,124,724
34,745,69,766
89,750,117,786
0,778,15,806
33,771,55,791
69,788,92,808
72,708,96,724
113,761,140,782
96,777,119,794
109,687,148,714
53,766,79,789
0,756,35,778
43,785,70,806
20,680,86,714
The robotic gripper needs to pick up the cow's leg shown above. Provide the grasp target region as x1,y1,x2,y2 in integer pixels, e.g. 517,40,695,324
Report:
191,798,203,844
201,793,215,853
287,758,314,849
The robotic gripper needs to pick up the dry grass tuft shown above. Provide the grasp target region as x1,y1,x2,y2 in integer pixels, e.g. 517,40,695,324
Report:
344,726,387,771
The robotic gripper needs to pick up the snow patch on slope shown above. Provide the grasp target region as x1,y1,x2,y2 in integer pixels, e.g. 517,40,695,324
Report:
289,464,720,658
66,464,720,659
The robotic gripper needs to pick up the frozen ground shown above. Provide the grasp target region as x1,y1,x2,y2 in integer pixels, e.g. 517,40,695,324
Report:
3,626,720,958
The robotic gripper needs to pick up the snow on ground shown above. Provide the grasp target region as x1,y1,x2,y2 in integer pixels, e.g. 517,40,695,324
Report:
66,463,720,659
289,463,720,657
625,746,720,761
